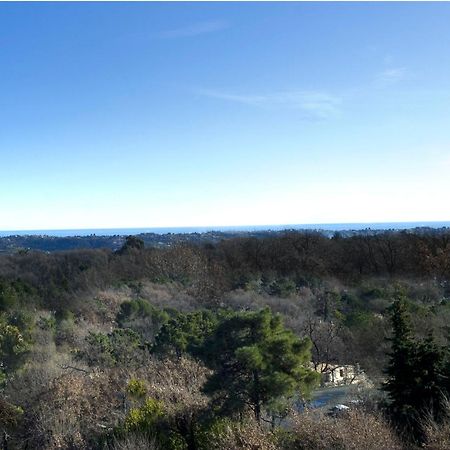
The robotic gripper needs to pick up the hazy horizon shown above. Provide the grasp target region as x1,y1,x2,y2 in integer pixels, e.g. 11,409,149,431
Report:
1,3,449,229
1,220,450,238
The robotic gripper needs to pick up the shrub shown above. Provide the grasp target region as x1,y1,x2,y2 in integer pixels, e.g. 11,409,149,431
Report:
279,409,402,450
422,416,450,449
110,433,161,450
0,397,23,429
19,370,124,449
126,379,147,399
0,317,29,373
198,417,277,450
124,398,165,433
82,328,146,367
267,279,297,298
117,299,170,342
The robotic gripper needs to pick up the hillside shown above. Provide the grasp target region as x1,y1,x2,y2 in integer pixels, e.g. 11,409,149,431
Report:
1,229,450,448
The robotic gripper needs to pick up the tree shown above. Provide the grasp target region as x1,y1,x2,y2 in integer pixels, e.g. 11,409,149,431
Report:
118,235,145,253
153,310,219,358
199,308,319,423
384,295,449,441
0,281,18,311
412,333,447,422
303,315,346,373
383,295,418,428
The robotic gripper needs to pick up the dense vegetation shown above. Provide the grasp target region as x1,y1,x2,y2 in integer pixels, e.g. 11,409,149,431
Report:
1,229,450,449
0,229,295,253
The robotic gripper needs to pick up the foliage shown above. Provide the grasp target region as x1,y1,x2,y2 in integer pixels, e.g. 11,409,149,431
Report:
117,299,170,342
383,294,450,441
83,328,144,367
120,397,188,450
199,307,320,422
126,379,147,399
197,417,277,450
0,279,34,311
267,278,297,297
118,236,145,254
0,314,29,375
38,314,57,331
153,310,220,357
124,398,165,433
0,229,449,448
279,409,403,450
0,397,23,429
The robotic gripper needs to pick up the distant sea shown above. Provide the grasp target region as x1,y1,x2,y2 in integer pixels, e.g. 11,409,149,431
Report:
0,222,449,238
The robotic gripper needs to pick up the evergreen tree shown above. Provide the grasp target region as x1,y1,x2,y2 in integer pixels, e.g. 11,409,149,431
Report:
153,310,220,357
411,332,446,421
199,307,319,423
384,296,449,440
117,235,145,253
383,295,417,427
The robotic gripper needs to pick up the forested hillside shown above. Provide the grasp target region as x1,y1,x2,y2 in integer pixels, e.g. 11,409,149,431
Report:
1,229,450,449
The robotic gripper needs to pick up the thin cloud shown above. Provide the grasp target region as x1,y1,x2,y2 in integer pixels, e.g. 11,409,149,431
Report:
158,20,229,39
375,67,407,86
196,88,341,120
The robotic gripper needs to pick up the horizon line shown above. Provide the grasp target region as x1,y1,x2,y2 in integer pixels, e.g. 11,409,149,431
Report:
1,220,450,234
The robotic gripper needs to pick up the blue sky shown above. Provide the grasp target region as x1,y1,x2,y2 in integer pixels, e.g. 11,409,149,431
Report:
1,2,450,230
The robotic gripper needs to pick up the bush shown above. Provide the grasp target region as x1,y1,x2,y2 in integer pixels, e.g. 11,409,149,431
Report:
110,433,161,450
198,418,277,450
422,416,450,449
117,299,170,342
267,279,297,298
0,397,23,429
19,370,123,449
0,317,29,373
126,379,147,400
279,409,402,450
124,398,165,433
82,328,146,367
421,399,450,449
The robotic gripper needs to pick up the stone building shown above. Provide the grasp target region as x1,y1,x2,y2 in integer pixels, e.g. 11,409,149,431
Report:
314,363,368,387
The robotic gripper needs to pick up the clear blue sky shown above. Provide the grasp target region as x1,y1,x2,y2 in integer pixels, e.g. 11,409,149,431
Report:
1,2,450,230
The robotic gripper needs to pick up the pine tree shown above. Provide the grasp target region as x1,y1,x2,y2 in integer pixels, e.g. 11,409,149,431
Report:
153,310,220,357
383,295,417,427
384,296,449,440
411,332,446,421
199,307,319,423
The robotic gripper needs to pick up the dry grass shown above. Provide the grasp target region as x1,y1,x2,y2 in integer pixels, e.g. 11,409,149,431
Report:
19,369,124,449
422,419,450,450
282,409,403,450
205,420,277,450
8,355,209,449
422,399,450,449
110,433,161,450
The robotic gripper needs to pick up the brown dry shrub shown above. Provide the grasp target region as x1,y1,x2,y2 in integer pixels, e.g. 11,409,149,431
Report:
422,419,450,450
20,369,124,449
128,356,211,444
9,354,209,450
282,409,403,450
89,288,127,324
132,356,210,409
422,401,450,450
110,433,160,450
140,281,200,311
88,282,200,326
0,397,22,429
205,420,277,450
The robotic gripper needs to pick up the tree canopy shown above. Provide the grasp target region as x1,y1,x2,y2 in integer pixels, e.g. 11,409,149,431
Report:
199,308,320,423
